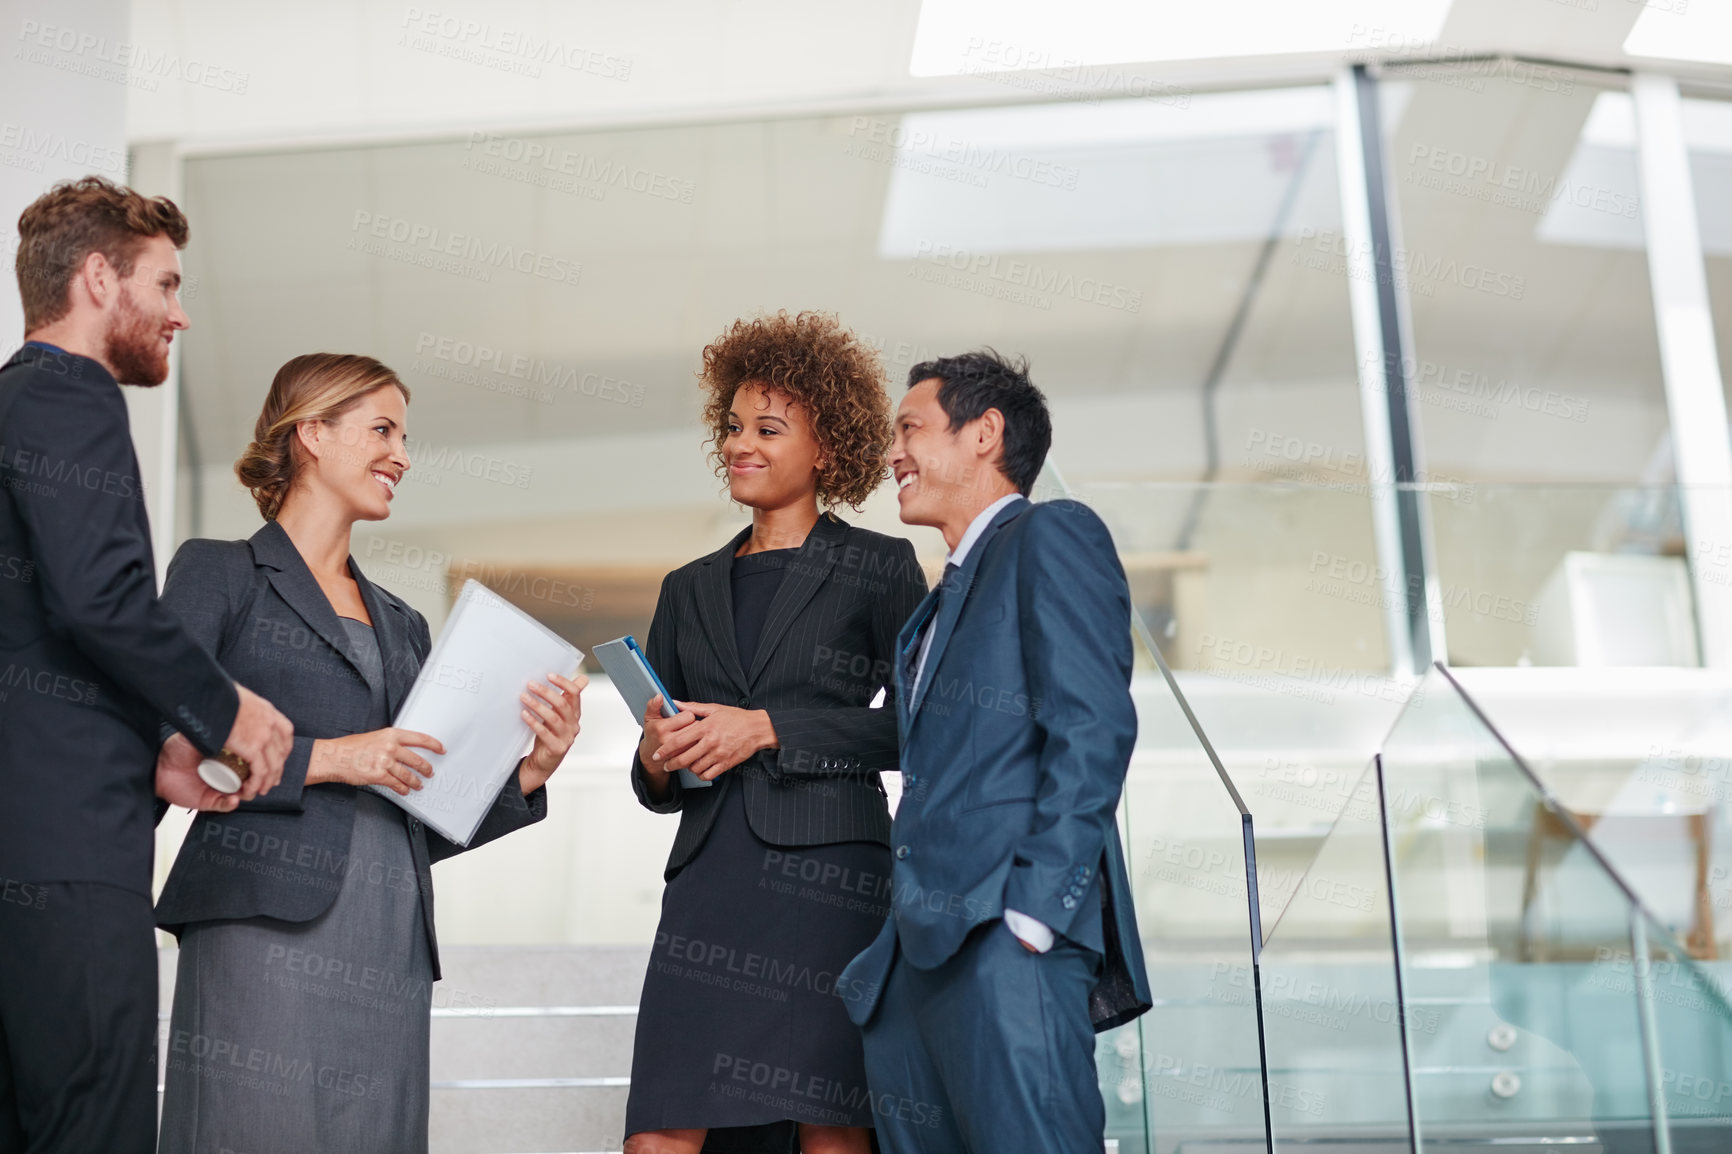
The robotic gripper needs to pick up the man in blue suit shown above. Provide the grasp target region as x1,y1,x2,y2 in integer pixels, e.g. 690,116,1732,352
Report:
839,350,1150,1153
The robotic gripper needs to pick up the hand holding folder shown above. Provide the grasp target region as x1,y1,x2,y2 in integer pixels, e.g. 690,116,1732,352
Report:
371,580,584,844
594,636,712,789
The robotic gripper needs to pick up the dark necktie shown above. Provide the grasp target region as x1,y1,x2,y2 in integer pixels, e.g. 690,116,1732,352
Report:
909,562,962,698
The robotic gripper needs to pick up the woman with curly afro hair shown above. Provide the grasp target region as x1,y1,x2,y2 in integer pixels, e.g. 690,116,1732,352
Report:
623,312,928,1154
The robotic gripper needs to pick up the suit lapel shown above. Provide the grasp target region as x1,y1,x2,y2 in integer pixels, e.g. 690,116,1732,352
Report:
909,499,1029,719
249,521,371,689
353,562,415,719
747,513,846,688
896,588,941,735
693,526,753,698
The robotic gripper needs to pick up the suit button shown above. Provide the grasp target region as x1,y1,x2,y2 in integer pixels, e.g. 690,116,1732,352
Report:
895,845,910,860
904,774,916,788
738,697,749,707
1062,895,1077,910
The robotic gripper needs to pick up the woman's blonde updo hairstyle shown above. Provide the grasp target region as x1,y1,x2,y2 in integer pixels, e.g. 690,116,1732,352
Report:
235,353,411,521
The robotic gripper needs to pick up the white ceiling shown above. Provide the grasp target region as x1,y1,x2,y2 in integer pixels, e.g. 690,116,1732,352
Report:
92,0,1719,652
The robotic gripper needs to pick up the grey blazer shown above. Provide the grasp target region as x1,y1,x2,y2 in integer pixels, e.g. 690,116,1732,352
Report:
631,513,927,877
153,521,546,978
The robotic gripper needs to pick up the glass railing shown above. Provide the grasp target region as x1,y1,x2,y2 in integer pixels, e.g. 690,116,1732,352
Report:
1381,665,1648,1146
1378,664,1732,1151
1018,473,1732,1152
1250,659,1732,1154
1037,466,1272,1154
1053,472,1732,1152
1447,665,1732,963
1107,668,1269,1153
1065,479,1730,942
1256,758,1412,1149
1640,909,1732,1144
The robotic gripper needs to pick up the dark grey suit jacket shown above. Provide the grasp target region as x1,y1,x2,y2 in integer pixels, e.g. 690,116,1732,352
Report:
630,513,927,877
153,521,546,978
0,344,238,892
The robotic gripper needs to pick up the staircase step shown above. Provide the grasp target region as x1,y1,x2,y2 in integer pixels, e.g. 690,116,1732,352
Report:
435,946,651,1007
429,1085,629,1154
430,1011,637,1081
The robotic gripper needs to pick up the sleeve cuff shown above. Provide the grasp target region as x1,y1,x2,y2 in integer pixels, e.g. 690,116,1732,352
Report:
1004,908,1055,953
631,753,683,813
236,735,312,813
176,678,241,759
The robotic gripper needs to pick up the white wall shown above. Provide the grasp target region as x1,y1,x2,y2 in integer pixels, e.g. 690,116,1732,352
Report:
1,0,130,350
126,0,928,148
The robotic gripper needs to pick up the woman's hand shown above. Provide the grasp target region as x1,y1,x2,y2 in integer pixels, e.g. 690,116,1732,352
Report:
519,672,587,795
654,702,779,781
308,728,445,796
637,695,694,801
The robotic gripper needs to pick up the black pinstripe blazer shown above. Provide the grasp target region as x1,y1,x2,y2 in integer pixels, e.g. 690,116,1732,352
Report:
630,513,927,877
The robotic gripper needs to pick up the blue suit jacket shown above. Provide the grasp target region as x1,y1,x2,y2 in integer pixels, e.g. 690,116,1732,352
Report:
839,497,1152,1031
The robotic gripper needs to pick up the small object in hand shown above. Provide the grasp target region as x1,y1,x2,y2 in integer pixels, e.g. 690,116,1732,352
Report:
197,748,252,794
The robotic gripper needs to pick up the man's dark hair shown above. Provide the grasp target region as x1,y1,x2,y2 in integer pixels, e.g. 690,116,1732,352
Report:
908,349,1051,496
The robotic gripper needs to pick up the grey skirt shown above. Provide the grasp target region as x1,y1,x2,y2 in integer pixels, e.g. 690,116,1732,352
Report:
158,791,434,1154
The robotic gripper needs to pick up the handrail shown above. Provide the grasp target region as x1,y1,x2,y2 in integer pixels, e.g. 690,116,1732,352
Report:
1431,661,1732,1012
1040,462,1275,1153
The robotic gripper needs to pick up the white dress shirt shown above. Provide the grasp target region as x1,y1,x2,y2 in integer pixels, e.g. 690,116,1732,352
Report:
909,493,1055,953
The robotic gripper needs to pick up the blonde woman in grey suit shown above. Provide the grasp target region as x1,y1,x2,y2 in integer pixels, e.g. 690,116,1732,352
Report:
155,353,586,1153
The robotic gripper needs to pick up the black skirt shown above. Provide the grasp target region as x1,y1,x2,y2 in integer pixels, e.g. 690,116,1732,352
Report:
625,776,892,1140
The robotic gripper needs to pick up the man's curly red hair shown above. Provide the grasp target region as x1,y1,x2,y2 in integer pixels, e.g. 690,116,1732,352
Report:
699,311,892,511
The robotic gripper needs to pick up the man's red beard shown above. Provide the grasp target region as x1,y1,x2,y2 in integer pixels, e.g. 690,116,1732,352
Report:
103,286,170,386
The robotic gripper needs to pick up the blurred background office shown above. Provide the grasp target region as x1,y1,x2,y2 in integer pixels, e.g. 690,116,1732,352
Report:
5,1,1732,1151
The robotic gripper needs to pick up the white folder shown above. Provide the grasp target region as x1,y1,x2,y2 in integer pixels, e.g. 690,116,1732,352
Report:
369,579,583,845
